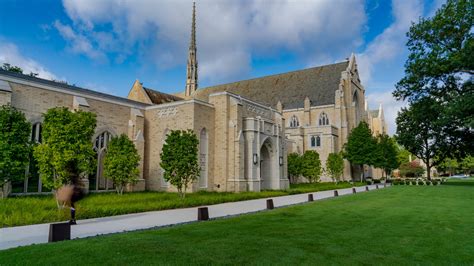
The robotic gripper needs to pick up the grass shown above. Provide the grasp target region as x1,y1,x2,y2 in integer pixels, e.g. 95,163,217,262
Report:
0,179,472,265
0,181,361,227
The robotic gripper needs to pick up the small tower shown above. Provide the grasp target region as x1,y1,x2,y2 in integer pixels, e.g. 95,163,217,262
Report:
185,1,198,97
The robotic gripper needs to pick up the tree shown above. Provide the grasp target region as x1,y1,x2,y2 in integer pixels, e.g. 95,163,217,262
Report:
396,97,446,180
0,105,31,198
301,150,322,183
326,152,344,184
460,156,474,175
399,161,425,178
394,0,474,158
103,134,140,195
160,130,200,198
438,158,460,176
397,146,412,166
287,153,303,184
1,63,23,73
34,107,96,190
344,121,377,181
373,134,400,179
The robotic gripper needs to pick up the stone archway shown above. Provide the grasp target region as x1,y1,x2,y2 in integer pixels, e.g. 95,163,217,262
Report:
260,138,275,190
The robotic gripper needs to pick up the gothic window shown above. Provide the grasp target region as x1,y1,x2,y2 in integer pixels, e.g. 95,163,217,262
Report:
92,131,113,191
310,135,321,148
319,112,329,126
14,123,44,193
289,115,300,128
31,123,42,143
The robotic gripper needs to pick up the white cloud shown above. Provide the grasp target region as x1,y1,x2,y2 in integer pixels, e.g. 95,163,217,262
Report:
58,0,367,84
357,0,423,86
366,91,407,136
0,40,58,80
54,20,107,63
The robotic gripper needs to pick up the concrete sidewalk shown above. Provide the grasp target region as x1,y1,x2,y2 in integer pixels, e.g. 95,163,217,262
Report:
0,184,389,250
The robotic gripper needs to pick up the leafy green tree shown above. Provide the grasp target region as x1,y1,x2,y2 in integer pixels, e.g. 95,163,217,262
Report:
1,63,23,73
287,153,302,184
0,105,31,198
160,130,200,198
397,146,412,166
394,0,474,157
34,107,97,190
103,134,140,195
438,158,460,176
396,97,446,180
301,150,322,183
374,134,400,179
460,156,474,175
344,121,377,181
325,152,344,184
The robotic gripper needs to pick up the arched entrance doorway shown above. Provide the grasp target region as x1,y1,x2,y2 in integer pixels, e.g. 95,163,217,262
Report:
260,138,274,190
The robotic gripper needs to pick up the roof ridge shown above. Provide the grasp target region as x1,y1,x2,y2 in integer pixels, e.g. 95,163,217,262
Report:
200,60,348,90
0,69,150,106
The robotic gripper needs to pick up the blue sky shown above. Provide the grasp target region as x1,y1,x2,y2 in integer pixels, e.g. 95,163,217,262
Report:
0,0,444,134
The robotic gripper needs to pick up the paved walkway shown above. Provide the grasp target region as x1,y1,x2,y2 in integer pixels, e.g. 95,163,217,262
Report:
0,184,390,250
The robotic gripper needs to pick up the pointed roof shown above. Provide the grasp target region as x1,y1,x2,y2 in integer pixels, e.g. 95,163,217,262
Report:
194,61,349,109
144,87,183,105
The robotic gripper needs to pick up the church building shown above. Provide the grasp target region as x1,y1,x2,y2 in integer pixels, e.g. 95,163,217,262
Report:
0,2,386,195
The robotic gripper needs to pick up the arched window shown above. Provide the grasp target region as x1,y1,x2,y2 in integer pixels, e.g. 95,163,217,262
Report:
311,136,316,147
316,136,321,147
289,115,299,128
14,123,44,193
31,123,42,143
319,112,329,126
353,91,360,125
199,128,208,189
92,131,113,191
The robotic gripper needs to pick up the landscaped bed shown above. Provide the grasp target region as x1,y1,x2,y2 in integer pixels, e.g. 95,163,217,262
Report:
0,181,362,227
0,179,473,264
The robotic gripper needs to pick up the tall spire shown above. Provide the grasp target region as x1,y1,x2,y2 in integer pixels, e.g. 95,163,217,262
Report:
185,1,198,97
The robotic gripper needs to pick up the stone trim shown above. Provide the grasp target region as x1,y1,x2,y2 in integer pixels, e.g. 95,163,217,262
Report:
144,98,214,110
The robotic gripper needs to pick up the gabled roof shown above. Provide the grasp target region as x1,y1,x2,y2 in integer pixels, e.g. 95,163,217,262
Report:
143,87,183,105
0,69,150,107
194,61,348,109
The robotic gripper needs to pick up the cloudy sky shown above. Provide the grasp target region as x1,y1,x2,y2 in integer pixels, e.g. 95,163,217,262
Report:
0,0,444,134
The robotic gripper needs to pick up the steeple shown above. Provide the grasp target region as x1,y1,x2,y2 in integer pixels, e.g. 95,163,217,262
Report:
185,1,198,97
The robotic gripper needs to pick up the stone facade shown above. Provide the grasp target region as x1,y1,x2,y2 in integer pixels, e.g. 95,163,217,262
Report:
0,4,387,194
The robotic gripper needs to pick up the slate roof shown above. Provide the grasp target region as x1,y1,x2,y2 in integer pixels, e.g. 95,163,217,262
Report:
194,61,348,109
144,87,183,104
0,69,150,107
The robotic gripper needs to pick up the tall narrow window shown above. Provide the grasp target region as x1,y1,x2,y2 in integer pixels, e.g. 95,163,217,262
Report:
319,112,329,126
289,115,299,128
199,128,208,188
311,136,316,147
316,136,321,147
92,131,113,191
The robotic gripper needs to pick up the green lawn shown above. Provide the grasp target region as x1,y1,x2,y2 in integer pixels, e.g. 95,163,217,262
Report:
0,181,361,227
1,179,473,265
